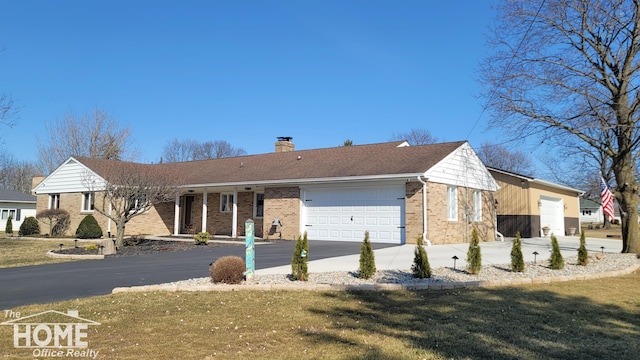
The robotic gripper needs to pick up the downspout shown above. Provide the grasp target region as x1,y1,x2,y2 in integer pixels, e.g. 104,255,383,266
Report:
417,176,431,246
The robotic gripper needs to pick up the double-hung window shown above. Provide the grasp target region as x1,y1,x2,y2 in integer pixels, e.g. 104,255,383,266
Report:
50,194,60,209
472,190,482,222
220,193,234,213
447,186,458,221
82,192,95,212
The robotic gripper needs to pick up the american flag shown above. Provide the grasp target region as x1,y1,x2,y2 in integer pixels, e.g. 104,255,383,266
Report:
600,177,615,220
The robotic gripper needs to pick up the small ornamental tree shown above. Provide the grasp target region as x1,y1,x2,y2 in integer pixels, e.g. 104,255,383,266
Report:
577,230,589,266
37,208,70,236
5,215,12,234
19,216,40,236
466,228,482,275
358,230,376,279
412,236,431,278
291,232,309,281
75,215,103,239
510,231,525,272
549,235,565,270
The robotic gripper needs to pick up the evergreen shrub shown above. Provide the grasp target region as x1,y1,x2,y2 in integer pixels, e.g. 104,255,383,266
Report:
466,228,482,275
75,215,103,239
549,235,565,270
19,216,40,236
412,236,431,278
577,230,589,266
5,215,12,234
358,230,376,279
511,231,525,272
291,232,309,281
194,231,210,245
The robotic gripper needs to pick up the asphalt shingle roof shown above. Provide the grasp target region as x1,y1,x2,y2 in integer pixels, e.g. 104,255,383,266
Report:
0,189,37,203
74,140,467,186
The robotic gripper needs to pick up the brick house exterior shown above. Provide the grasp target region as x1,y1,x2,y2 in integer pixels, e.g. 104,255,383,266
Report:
32,139,499,244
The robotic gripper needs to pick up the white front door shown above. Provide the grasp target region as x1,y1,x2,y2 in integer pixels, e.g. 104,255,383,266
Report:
302,185,405,244
540,196,564,236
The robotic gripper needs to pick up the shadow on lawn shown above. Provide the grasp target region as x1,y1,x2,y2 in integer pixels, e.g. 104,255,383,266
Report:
305,278,640,360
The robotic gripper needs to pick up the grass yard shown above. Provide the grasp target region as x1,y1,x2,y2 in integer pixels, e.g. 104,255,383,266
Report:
581,223,624,239
0,237,96,268
1,270,639,359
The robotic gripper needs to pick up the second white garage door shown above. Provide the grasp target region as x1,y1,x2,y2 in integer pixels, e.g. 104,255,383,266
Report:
302,185,405,244
540,195,565,236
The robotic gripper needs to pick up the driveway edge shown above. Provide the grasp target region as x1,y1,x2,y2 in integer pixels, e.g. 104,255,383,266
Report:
112,263,640,294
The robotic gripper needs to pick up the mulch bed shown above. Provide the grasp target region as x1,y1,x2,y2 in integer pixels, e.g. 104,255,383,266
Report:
55,239,228,257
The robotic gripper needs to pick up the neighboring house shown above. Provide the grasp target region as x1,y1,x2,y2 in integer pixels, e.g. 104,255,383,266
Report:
579,198,604,224
32,139,499,245
0,189,37,231
489,168,583,238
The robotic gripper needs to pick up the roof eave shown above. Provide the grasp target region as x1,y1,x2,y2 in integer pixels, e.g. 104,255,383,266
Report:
180,173,425,189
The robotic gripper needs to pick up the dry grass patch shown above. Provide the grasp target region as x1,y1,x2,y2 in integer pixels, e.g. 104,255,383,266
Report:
0,237,95,268
1,271,639,359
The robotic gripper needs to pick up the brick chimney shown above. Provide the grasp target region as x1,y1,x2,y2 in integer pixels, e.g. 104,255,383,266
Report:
31,176,45,195
275,137,294,152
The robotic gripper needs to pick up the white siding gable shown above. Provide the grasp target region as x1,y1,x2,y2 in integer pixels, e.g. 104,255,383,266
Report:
33,158,106,194
424,142,499,191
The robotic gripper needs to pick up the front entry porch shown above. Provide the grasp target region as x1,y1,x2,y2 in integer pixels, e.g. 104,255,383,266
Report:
172,189,264,238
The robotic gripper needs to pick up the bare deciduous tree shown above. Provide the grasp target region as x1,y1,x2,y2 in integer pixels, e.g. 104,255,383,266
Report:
477,142,534,176
390,128,438,145
36,208,70,237
0,93,17,128
37,108,136,174
161,138,246,162
0,150,40,193
82,161,179,252
481,0,640,253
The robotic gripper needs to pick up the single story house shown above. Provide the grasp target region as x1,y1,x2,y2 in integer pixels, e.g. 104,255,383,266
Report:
579,198,604,224
32,138,499,244
0,189,37,231
489,168,583,238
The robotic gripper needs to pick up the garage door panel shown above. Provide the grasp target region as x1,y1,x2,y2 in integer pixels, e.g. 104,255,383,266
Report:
304,186,405,244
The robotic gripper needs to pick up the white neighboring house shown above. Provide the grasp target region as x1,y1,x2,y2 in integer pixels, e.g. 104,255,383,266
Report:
0,189,37,232
579,198,603,224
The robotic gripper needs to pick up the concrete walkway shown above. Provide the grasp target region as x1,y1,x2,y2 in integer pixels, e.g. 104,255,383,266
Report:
256,236,623,275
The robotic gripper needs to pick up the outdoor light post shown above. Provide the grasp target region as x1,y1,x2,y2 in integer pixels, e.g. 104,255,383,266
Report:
59,244,63,252
601,246,605,254
74,239,78,248
533,251,539,263
452,255,459,270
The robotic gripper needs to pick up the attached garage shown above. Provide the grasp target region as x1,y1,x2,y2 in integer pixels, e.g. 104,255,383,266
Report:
301,184,405,244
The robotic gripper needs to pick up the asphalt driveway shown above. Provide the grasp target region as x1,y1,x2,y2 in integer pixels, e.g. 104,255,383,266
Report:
0,240,396,308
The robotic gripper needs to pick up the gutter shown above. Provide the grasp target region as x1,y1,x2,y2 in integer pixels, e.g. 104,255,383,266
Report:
417,176,431,246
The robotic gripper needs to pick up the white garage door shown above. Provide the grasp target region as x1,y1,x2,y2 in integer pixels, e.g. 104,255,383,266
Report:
540,196,565,236
302,185,405,244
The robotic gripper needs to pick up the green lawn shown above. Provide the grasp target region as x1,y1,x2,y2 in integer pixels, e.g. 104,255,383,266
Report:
1,271,639,359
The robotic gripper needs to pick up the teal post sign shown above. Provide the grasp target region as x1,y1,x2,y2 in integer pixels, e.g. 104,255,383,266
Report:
245,219,255,282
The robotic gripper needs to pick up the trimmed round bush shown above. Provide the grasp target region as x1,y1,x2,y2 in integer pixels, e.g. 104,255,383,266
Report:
19,216,40,236
210,256,245,284
75,215,103,239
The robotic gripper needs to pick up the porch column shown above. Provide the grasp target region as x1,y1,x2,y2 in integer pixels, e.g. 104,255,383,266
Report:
173,193,180,235
201,190,208,233
232,188,238,238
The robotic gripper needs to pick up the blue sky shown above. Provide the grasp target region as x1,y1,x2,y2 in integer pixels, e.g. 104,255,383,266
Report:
0,0,501,164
